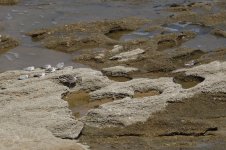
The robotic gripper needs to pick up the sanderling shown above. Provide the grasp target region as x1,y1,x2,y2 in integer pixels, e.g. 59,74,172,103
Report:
18,75,29,80
23,66,35,71
45,67,56,73
42,64,51,69
56,62,64,70
33,73,45,78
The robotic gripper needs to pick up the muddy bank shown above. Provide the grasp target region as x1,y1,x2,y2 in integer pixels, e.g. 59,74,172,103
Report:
27,17,149,52
0,0,18,5
0,35,19,54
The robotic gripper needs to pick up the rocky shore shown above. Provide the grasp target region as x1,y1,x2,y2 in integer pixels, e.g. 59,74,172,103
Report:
2,0,226,149
1,60,226,149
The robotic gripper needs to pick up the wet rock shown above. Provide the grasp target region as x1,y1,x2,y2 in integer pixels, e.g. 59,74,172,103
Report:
27,18,148,52
0,35,19,52
94,53,105,63
102,66,138,77
26,29,50,40
0,0,19,5
58,74,77,88
212,28,226,38
109,48,145,62
166,2,212,13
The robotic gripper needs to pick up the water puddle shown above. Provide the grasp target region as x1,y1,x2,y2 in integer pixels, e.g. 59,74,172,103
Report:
173,74,205,89
157,39,177,50
0,45,86,72
192,4,221,14
107,76,132,82
172,49,205,66
106,28,162,42
163,22,226,52
105,30,132,41
134,90,161,98
163,22,212,35
111,22,212,44
63,91,112,118
182,34,226,52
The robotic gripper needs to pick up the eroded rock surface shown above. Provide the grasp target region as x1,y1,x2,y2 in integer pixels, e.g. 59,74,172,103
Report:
83,61,226,128
102,66,138,77
0,35,19,53
109,48,145,62
78,61,226,149
0,66,113,150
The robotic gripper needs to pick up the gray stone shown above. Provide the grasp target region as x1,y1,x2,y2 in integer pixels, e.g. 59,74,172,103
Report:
109,48,145,62
102,66,138,77
58,74,77,88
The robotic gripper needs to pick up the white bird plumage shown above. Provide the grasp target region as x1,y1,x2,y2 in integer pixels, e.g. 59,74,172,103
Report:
23,66,35,71
56,62,64,70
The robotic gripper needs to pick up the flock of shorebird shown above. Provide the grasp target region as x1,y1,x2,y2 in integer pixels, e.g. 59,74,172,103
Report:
18,62,65,80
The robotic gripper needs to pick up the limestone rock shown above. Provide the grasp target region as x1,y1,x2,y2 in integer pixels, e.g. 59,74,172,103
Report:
0,67,111,149
83,61,226,128
58,74,77,88
0,122,86,150
109,48,145,62
102,66,138,77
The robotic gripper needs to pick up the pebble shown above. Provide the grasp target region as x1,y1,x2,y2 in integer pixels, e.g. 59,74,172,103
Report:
18,75,29,80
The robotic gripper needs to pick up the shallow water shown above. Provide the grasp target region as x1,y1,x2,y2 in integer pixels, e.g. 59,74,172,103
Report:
182,34,226,52
63,91,112,118
0,0,212,71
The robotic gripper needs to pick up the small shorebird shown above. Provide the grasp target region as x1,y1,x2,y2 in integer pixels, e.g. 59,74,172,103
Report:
18,75,29,80
42,64,51,69
23,66,35,71
45,67,56,73
33,73,45,78
56,62,64,70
